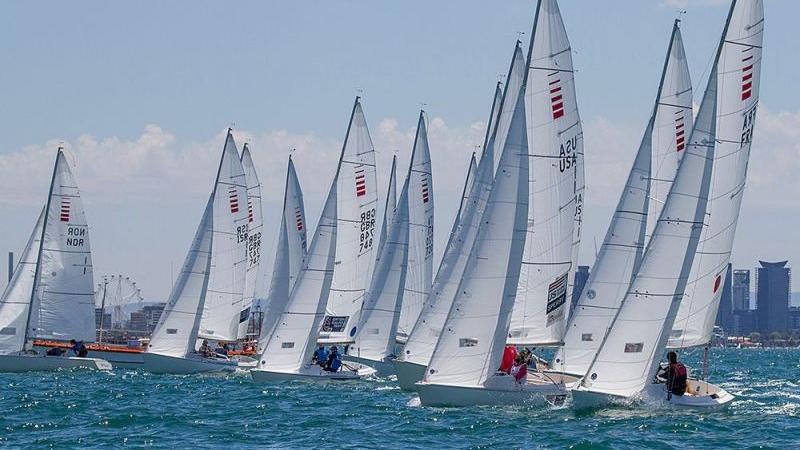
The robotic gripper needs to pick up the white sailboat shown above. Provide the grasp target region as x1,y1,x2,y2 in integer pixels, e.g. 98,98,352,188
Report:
143,130,251,374
393,65,511,389
571,12,727,407
251,151,374,382
396,112,434,344
258,155,308,350
508,0,584,347
552,20,688,379
238,143,264,339
318,97,379,345
376,156,397,259
0,149,111,372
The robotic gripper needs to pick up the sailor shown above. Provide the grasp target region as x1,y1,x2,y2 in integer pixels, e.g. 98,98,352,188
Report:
498,345,517,374
510,354,528,384
312,345,329,366
324,346,342,372
70,339,88,358
199,340,213,357
215,342,229,357
46,346,66,357
658,351,688,396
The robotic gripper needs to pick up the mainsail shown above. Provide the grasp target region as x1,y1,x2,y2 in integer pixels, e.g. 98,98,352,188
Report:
239,143,264,339
508,0,584,346
377,156,397,258
320,97,378,343
424,82,529,387
396,111,434,341
260,156,308,347
669,0,764,349
553,21,685,377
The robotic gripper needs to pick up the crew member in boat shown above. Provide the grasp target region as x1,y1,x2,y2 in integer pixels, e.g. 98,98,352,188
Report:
215,342,229,357
312,345,328,366
498,345,517,374
46,346,66,357
510,354,527,384
324,346,342,372
657,351,688,396
70,339,88,358
199,340,213,357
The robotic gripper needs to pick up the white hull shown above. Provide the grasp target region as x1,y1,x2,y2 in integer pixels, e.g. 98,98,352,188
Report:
571,378,734,410
33,345,144,369
393,360,426,391
251,363,375,382
0,354,112,372
343,354,396,377
141,352,242,375
416,373,569,407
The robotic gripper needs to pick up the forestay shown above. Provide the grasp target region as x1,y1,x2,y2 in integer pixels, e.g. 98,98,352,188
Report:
377,156,397,258
261,156,308,346
424,85,529,387
553,21,683,377
578,51,718,399
259,172,338,373
509,0,584,346
198,131,249,342
29,151,96,343
669,0,764,349
397,112,434,341
321,98,378,343
239,143,264,339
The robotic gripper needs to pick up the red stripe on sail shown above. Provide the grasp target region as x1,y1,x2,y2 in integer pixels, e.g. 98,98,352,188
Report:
60,198,70,222
355,168,367,197
229,187,239,213
550,86,561,94
295,209,304,231
675,115,686,152
742,64,753,72
743,73,753,82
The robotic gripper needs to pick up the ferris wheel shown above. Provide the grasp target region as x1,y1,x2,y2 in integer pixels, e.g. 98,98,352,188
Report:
94,275,144,330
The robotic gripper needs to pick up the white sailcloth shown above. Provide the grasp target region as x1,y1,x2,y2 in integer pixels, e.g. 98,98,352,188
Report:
29,151,96,343
397,112,434,340
351,171,410,361
508,0,584,346
259,172,338,372
578,53,718,399
148,198,214,357
0,208,45,354
321,98,378,343
669,0,764,349
198,131,249,342
260,156,308,346
239,143,264,338
553,21,685,376
646,23,693,246
424,83,529,387
377,156,397,258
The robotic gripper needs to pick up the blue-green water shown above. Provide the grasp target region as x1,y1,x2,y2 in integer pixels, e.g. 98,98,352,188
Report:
0,348,798,449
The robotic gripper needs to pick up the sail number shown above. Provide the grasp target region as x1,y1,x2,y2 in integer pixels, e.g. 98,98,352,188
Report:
741,104,757,148
237,224,248,245
66,226,86,247
425,216,434,257
558,135,578,173
360,208,376,253
248,230,261,266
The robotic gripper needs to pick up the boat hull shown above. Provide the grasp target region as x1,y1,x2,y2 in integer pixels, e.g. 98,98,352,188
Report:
0,354,112,372
571,379,735,409
251,363,375,382
34,345,144,370
343,354,395,377
416,374,568,407
393,360,426,391
141,352,241,375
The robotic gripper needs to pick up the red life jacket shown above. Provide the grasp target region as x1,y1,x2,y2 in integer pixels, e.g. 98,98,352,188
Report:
499,346,517,374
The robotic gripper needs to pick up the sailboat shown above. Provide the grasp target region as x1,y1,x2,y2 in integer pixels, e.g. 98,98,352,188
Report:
667,0,764,388
395,112,434,345
238,143,263,340
0,149,111,372
508,0,584,348
258,155,308,350
570,6,742,409
142,130,252,374
318,98,379,345
416,77,546,407
552,20,690,380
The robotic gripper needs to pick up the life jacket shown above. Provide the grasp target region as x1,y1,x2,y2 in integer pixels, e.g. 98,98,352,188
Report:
499,346,517,374
330,354,341,371
669,362,688,394
513,363,528,383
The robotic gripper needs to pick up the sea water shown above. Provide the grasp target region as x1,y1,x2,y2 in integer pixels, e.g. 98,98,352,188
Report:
0,348,797,448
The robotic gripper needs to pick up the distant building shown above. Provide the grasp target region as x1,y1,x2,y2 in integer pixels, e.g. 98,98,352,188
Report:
732,269,751,311
715,264,734,331
95,308,112,331
756,260,791,334
732,309,757,336
128,311,147,331
142,304,165,332
571,265,590,313
788,307,800,331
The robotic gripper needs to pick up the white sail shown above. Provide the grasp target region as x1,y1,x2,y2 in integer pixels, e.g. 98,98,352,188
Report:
424,82,529,387
149,198,214,357
321,98,378,343
351,170,410,361
259,172,338,373
377,156,397,258
399,69,512,367
396,112,434,340
509,0,584,346
198,131,249,342
0,208,45,354
554,21,684,376
261,156,308,346
29,151,96,343
669,0,764,349
239,143,264,338
578,50,718,399
646,23,693,246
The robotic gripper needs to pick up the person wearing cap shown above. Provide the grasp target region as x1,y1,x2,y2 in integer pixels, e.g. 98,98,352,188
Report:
324,346,342,372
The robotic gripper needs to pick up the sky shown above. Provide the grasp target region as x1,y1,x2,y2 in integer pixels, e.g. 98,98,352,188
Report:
1,0,798,301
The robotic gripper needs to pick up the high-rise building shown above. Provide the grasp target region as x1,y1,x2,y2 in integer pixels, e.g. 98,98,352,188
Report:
94,308,112,331
732,269,751,311
756,260,791,334
715,264,734,331
571,265,590,313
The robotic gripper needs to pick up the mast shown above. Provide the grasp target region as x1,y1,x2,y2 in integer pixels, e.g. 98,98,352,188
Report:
98,277,108,344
